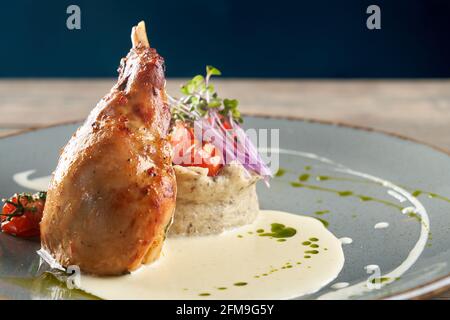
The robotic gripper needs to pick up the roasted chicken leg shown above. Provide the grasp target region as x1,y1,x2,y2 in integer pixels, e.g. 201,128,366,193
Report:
40,22,176,276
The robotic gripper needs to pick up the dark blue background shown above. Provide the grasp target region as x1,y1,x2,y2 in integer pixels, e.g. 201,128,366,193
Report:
1,0,449,78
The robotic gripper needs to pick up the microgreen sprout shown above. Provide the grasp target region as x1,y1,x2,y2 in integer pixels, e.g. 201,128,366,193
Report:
169,66,242,124
168,66,271,180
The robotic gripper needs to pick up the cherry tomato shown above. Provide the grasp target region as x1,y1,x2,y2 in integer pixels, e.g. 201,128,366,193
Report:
1,192,46,238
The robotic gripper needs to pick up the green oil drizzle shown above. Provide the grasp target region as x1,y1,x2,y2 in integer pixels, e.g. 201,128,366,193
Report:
199,293,211,296
1,272,100,300
370,277,400,284
413,190,450,204
316,218,329,228
259,223,297,239
290,182,403,210
314,210,330,215
298,174,310,182
234,282,247,286
316,175,371,184
217,287,227,290
275,168,286,177
412,190,422,197
314,174,450,205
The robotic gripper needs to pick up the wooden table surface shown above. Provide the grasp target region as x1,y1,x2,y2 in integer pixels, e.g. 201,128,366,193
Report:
0,79,449,299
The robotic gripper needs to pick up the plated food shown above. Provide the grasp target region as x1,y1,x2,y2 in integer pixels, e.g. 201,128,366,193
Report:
3,111,450,300
3,21,449,300
0,21,345,299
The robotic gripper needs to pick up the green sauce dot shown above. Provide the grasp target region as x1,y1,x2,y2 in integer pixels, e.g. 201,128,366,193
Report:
256,229,264,233
217,287,227,290
237,235,243,238
234,282,248,286
304,255,311,259
302,241,311,245
199,293,211,296
305,250,319,254
277,239,286,242
412,190,422,197
299,174,310,182
310,244,319,248
309,237,319,242
259,223,296,239
316,218,329,228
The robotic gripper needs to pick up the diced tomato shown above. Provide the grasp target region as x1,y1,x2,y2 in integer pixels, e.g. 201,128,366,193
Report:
1,197,17,222
170,121,194,146
1,192,46,238
191,142,223,176
170,121,223,176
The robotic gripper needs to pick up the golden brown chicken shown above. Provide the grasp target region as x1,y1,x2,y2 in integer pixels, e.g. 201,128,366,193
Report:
40,22,176,276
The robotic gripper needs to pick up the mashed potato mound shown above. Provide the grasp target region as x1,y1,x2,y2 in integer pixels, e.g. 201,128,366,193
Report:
168,163,260,236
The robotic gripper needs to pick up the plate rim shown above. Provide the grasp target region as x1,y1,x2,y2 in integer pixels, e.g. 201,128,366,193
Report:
1,115,449,300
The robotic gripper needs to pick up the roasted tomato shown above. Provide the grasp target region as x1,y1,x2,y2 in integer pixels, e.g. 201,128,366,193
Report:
171,121,223,176
1,192,46,238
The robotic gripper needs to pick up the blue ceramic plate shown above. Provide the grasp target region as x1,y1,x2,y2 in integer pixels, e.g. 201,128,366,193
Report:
0,116,449,299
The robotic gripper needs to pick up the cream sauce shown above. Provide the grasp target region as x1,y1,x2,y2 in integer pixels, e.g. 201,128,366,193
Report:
15,142,432,300
374,222,389,229
13,170,51,191
339,237,353,245
331,282,349,289
76,210,344,300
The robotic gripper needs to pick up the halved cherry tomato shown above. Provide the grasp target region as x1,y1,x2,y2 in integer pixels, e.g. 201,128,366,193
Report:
1,192,46,238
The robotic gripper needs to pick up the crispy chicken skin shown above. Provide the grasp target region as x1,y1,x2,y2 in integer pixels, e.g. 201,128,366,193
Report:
40,22,176,276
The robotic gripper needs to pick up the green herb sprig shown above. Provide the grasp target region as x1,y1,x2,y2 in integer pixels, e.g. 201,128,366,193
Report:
169,66,242,124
